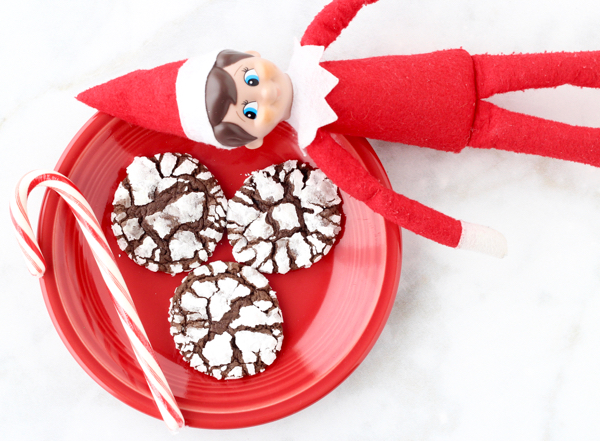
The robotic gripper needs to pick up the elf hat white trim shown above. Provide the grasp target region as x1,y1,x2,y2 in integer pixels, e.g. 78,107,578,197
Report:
176,49,229,148
77,49,234,149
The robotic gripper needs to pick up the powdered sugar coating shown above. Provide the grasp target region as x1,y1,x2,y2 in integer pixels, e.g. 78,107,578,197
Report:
169,261,284,380
111,153,227,275
227,160,343,274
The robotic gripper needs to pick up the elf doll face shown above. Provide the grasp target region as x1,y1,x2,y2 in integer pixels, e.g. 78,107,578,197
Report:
221,52,293,149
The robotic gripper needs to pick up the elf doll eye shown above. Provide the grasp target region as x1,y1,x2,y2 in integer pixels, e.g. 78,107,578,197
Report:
243,101,258,119
244,69,259,86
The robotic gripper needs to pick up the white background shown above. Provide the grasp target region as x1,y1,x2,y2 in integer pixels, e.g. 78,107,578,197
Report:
2,0,600,439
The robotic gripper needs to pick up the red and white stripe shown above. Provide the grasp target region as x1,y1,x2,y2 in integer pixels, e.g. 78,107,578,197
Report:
9,170,185,431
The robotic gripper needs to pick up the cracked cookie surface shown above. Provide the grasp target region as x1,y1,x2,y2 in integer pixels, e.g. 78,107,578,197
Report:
111,153,227,275
227,160,343,274
169,261,284,380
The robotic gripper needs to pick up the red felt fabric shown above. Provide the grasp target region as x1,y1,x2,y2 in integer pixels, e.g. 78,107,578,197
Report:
77,60,187,139
301,0,380,49
322,50,477,153
73,0,600,252
301,1,600,251
469,100,600,166
307,130,463,248
472,51,600,99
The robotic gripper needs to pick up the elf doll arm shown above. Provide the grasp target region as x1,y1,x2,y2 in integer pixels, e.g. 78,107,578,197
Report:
301,0,380,49
307,129,508,257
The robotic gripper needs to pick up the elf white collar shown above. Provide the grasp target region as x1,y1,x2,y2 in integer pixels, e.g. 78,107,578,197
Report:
285,40,339,151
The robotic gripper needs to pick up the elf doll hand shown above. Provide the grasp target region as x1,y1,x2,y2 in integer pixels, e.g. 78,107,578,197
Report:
457,221,508,258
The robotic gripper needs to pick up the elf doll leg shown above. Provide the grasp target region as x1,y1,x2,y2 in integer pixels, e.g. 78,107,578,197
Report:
468,51,600,167
472,51,600,98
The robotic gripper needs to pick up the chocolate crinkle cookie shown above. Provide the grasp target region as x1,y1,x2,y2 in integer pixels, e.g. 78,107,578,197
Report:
169,261,284,380
111,152,227,275
227,160,343,274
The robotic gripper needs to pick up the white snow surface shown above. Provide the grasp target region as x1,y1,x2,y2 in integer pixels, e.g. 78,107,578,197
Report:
4,0,600,439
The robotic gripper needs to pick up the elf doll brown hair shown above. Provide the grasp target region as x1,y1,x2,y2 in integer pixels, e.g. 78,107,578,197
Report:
205,50,257,147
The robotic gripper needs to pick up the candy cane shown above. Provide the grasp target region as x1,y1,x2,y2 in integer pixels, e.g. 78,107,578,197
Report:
9,170,185,432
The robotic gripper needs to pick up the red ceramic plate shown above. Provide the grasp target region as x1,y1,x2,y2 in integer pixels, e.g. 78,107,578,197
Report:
37,113,401,429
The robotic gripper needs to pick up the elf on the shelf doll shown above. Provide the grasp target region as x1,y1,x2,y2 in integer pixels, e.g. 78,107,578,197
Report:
77,0,600,258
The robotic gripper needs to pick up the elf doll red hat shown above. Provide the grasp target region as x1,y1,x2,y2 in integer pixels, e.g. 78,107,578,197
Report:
77,48,231,149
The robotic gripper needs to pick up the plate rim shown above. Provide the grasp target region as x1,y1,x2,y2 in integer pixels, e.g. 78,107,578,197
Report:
37,112,402,428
